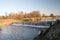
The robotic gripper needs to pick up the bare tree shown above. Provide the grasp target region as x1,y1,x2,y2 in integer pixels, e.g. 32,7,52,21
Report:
50,13,55,18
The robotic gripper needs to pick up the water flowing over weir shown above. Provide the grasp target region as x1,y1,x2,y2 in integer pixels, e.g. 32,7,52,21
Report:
0,19,57,40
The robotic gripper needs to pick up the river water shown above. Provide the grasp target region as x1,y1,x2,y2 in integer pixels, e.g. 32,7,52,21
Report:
0,23,41,40
0,19,56,40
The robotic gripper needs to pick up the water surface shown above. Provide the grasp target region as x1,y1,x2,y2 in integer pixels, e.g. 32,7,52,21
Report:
0,24,41,40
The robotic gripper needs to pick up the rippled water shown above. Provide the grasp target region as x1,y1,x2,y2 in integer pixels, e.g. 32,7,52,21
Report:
0,25,41,40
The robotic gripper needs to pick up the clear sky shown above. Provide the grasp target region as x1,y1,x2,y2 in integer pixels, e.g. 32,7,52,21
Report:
0,0,60,16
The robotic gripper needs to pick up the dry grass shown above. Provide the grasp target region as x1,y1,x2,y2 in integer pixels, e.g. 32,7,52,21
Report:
0,19,13,27
0,19,23,27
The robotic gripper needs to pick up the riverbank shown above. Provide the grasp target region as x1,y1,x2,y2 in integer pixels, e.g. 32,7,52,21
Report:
0,18,56,27
0,19,13,27
34,19,60,40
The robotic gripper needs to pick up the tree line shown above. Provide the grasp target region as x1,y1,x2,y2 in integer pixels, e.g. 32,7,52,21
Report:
0,11,60,20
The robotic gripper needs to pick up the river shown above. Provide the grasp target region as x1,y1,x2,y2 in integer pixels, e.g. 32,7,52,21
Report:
0,19,56,40
0,23,41,40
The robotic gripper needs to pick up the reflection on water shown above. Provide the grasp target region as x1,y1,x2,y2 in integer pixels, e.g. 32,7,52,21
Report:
0,25,41,40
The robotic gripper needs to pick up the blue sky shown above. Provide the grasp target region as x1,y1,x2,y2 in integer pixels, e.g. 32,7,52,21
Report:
0,0,60,16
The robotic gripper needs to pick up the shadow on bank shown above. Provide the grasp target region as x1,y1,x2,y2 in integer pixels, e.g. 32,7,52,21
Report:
34,19,60,40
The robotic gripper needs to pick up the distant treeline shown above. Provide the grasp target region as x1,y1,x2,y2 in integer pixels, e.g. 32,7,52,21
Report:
0,11,60,21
